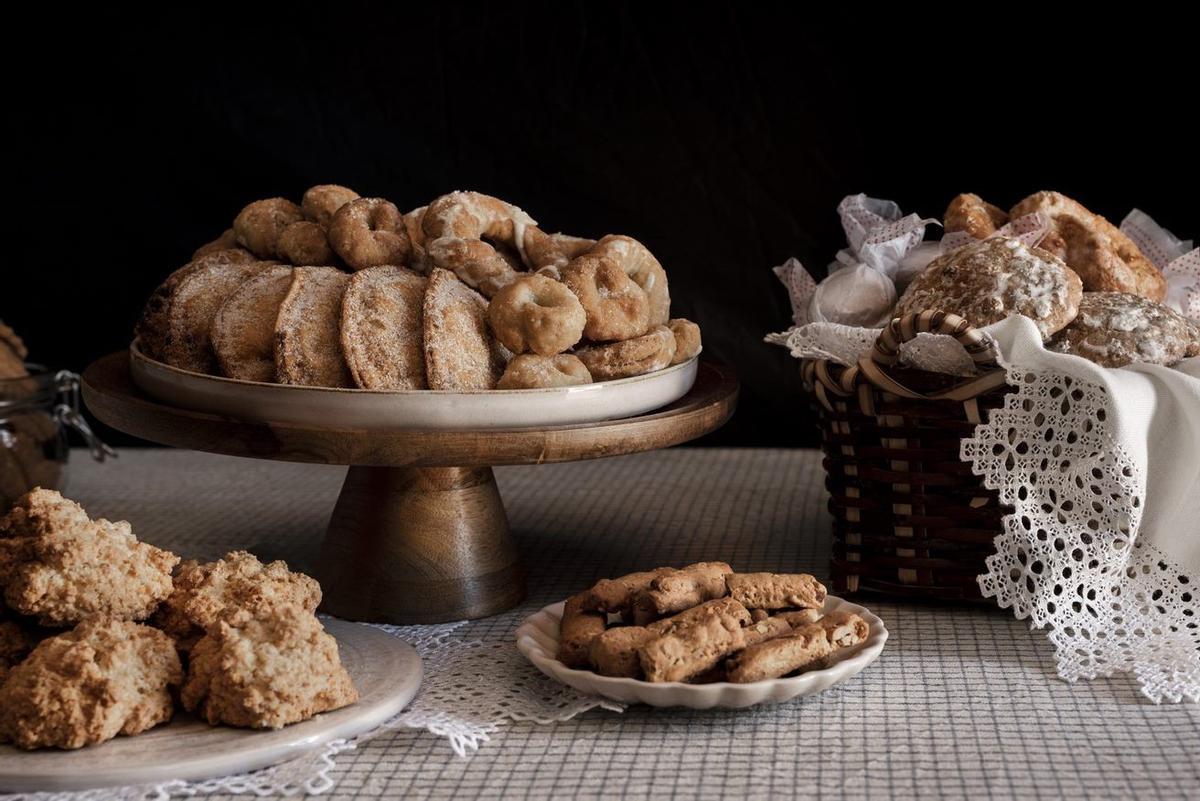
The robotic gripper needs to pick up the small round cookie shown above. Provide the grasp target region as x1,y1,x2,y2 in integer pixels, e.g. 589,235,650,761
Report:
274,266,355,387
211,264,294,382
341,265,428,389
192,228,243,259
328,197,411,271
944,193,1008,239
422,191,539,298
1046,292,1200,368
667,318,702,365
162,257,272,374
488,274,587,356
561,256,652,342
277,220,337,265
497,353,592,389
895,236,1083,339
575,325,676,381
589,235,670,325
422,268,510,390
233,198,304,259
301,184,360,229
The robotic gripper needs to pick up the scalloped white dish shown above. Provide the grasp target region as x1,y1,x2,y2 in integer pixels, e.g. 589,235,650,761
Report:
515,595,887,709
129,342,699,430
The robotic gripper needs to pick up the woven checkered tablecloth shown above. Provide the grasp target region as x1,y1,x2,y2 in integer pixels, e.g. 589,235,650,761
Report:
62,448,1199,800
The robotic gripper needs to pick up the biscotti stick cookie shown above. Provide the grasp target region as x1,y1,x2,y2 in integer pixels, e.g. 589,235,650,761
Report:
727,573,827,611
775,608,821,627
557,593,606,669
638,597,751,682
588,626,657,677
726,612,868,683
638,561,733,620
583,567,677,613
741,615,793,647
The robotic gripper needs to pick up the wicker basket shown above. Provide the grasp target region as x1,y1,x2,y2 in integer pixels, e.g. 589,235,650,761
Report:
801,310,1013,601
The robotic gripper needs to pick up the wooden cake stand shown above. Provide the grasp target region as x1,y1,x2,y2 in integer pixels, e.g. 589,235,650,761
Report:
81,352,738,624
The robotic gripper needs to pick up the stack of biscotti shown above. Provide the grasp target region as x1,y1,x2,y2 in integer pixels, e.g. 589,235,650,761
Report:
557,563,869,683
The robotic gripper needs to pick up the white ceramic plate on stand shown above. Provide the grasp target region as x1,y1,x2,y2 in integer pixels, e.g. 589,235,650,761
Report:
0,620,421,794
129,342,700,430
516,595,887,709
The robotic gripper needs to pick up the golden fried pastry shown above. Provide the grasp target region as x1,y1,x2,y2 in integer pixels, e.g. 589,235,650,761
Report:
182,601,358,729
403,205,429,273
301,184,360,229
0,489,178,626
588,235,671,326
0,618,181,749
944,193,1008,239
422,268,510,390
895,236,1083,339
162,256,272,374
667,318,702,365
278,220,337,266
233,198,304,260
1010,191,1166,301
576,325,676,380
192,228,243,259
488,274,587,355
422,191,539,298
562,255,652,342
1047,292,1200,367
211,264,294,382
523,228,597,276
274,266,355,387
341,265,427,389
0,321,28,379
328,197,411,271
154,550,322,652
497,354,592,389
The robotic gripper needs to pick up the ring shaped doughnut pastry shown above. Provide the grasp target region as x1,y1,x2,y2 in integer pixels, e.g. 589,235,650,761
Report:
422,191,539,298
403,206,430,273
523,228,597,278
497,353,592,389
302,184,359,229
667,318,702,365
561,255,651,342
488,274,586,356
278,221,337,266
586,235,671,326
233,198,304,259
575,324,676,381
328,198,411,271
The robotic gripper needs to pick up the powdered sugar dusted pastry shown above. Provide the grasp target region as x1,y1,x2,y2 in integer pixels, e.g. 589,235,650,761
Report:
278,220,337,266
589,235,671,326
561,255,651,342
667,318,702,365
328,198,411,271
274,266,354,387
895,236,1083,338
488,274,587,355
576,325,676,380
523,228,597,277
422,268,509,390
0,618,182,749
726,612,868,683
162,257,271,374
211,264,294,382
944,193,1008,239
341,265,427,389
403,205,429,272
301,184,360,229
1010,191,1166,302
422,191,539,298
1047,291,1200,367
497,354,591,389
0,489,179,626
233,198,304,260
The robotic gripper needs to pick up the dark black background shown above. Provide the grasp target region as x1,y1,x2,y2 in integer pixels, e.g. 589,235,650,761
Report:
10,7,1196,447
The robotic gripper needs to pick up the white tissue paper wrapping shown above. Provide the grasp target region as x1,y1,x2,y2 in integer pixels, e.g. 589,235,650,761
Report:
768,195,1200,703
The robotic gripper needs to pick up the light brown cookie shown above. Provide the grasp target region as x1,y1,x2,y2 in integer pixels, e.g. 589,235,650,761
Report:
726,612,868,683
422,268,509,390
575,325,676,381
233,198,304,259
582,567,678,614
726,573,827,611
561,255,651,342
497,354,592,389
278,220,337,266
301,184,360,229
895,236,1083,339
340,265,428,389
162,257,272,374
638,597,751,682
1047,291,1200,367
488,274,587,356
558,592,607,669
637,561,732,619
422,191,538,298
274,266,355,387
588,626,656,678
667,318,702,365
589,235,671,326
944,193,1008,239
328,198,411,271
211,264,294,383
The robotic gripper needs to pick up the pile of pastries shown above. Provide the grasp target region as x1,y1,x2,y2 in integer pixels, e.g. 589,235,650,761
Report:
558,562,868,683
136,188,702,390
901,191,1199,368
0,488,356,750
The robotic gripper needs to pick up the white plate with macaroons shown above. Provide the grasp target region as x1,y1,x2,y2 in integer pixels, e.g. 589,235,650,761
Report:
0,621,421,794
515,595,887,709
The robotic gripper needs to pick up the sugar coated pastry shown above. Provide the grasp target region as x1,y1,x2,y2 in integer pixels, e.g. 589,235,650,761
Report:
726,612,868,683
233,198,304,259
638,597,751,682
278,220,337,266
638,561,732,619
162,257,272,374
0,618,182,749
667,318,702,365
582,567,677,614
726,572,827,611
561,255,651,342
211,264,294,382
488,273,587,355
0,489,179,626
497,353,592,389
328,197,411,271
895,236,1083,339
944,193,1008,239
181,601,358,729
422,190,540,298
1010,191,1166,302
422,268,510,390
1047,291,1200,368
301,184,360,229
154,550,322,652
557,592,607,669
589,626,657,677
341,265,428,389
575,325,676,381
587,235,671,326
403,205,429,272
274,266,355,387
523,229,597,277
192,228,242,259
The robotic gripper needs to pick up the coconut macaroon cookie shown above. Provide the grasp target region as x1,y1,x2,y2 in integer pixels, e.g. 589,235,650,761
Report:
341,265,428,389
1047,291,1200,368
274,266,355,387
895,236,1083,339
211,264,295,382
422,268,510,390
